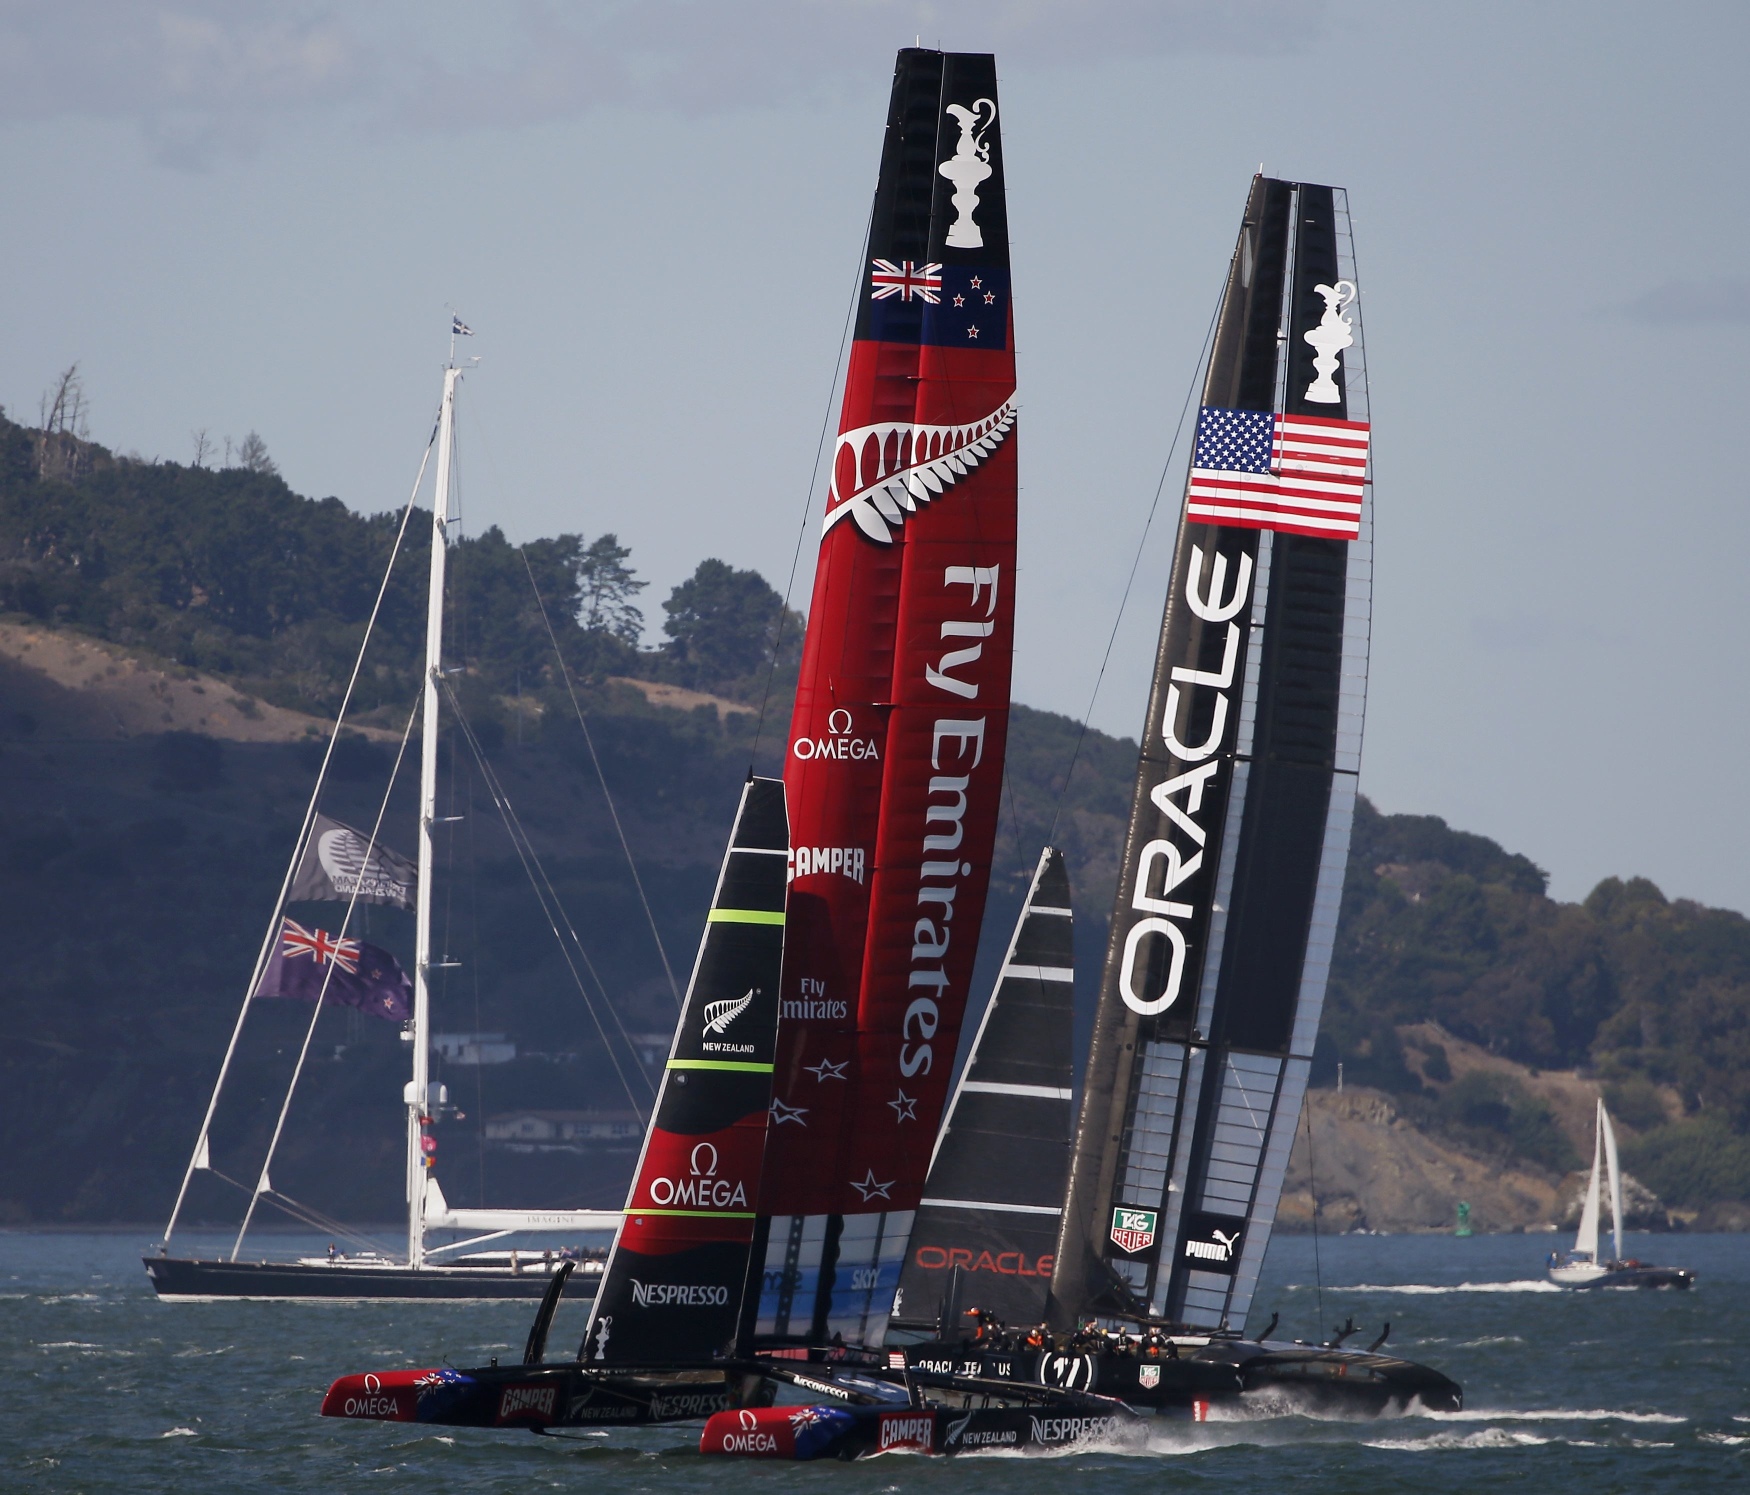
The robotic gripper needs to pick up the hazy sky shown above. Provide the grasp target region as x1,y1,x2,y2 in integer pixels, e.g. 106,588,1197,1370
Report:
4,1,1748,913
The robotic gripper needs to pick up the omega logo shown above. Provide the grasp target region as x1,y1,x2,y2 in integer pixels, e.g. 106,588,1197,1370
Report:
647,1140,747,1209
793,708,881,762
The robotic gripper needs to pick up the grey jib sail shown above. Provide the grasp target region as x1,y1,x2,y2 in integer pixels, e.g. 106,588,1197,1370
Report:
1049,177,1371,1333
889,847,1074,1338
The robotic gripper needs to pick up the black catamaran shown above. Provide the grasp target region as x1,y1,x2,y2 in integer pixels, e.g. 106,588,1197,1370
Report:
318,73,1460,1459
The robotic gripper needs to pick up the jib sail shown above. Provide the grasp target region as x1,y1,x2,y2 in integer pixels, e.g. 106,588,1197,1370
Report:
1050,177,1371,1333
756,46,1018,1346
889,847,1074,1339
582,777,788,1365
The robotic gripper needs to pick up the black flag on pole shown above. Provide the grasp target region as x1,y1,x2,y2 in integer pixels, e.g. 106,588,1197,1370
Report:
289,813,416,911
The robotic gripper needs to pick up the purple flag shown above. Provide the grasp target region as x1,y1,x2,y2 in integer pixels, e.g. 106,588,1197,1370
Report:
257,917,412,1021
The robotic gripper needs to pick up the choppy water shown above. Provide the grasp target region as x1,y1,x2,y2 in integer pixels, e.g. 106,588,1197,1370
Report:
4,1228,1746,1491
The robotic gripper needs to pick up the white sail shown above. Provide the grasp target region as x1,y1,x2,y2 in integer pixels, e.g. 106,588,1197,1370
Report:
1574,1100,1603,1262
1601,1100,1623,1263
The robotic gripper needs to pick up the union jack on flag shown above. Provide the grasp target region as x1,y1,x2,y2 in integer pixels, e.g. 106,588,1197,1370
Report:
869,259,942,303
1186,405,1370,540
280,917,361,974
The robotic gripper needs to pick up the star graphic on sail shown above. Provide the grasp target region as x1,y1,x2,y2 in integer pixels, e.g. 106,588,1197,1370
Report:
888,1089,918,1122
850,1169,894,1202
805,1057,849,1082
770,1098,809,1126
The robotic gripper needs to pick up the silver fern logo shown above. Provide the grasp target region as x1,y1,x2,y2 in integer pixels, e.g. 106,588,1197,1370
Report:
824,398,1017,544
703,989,753,1035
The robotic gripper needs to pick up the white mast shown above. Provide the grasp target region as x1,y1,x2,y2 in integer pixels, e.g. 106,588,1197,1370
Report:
407,362,458,1269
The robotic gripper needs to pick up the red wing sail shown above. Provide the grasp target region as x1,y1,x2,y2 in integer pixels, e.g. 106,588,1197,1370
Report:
757,48,1017,1344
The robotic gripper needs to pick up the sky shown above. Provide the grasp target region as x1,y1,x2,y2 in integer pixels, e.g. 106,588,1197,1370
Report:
3,0,1748,913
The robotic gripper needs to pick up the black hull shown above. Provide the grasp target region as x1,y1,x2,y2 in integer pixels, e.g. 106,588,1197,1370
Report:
145,1256,601,1302
895,1338,1462,1416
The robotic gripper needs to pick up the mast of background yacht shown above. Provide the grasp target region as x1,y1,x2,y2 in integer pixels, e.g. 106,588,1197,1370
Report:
406,358,458,1270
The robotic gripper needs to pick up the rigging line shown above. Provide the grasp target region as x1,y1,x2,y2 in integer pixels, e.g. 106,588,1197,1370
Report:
164,414,438,1250
1044,287,1224,849
197,1167,393,1256
440,678,654,1117
750,195,875,770
465,756,487,1203
1305,1098,1325,1337
233,691,423,1262
518,546,681,1009
448,704,653,1120
438,675,655,1101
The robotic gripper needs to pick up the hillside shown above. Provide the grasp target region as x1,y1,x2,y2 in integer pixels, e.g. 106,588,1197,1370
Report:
2,410,1748,1229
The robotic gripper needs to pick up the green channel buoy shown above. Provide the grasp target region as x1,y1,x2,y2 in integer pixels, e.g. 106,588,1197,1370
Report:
1455,1201,1473,1237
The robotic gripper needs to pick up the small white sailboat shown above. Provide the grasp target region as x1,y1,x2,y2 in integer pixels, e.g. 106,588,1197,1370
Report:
1548,1099,1694,1290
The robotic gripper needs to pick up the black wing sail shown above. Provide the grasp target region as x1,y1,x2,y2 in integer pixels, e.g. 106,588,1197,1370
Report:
581,777,788,1365
1050,178,1371,1333
889,848,1074,1339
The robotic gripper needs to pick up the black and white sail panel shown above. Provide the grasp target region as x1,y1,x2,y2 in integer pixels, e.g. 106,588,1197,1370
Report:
581,777,788,1364
889,848,1074,1337
1051,178,1370,1334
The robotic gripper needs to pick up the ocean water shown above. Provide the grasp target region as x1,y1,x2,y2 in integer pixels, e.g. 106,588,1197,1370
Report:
4,1228,1745,1492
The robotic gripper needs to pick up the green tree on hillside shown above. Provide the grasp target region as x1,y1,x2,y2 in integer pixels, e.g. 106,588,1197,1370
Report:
577,533,645,645
660,558,801,694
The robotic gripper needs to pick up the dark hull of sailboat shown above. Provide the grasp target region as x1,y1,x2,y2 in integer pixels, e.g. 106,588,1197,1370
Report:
891,1338,1461,1416
144,1255,601,1302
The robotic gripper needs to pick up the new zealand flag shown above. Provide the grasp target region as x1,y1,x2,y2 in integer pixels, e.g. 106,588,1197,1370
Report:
256,917,412,1020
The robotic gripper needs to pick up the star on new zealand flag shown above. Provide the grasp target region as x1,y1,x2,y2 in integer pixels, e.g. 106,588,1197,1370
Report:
865,263,1009,349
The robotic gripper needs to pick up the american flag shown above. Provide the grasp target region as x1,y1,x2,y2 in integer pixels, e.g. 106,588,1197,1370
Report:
1186,405,1370,540
280,917,361,974
869,259,943,303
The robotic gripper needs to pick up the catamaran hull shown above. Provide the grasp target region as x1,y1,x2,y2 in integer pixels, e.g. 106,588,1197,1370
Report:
702,1402,1148,1459
321,1364,737,1427
145,1256,599,1302
890,1340,1461,1416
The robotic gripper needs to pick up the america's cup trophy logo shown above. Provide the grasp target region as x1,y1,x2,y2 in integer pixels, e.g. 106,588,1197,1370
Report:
938,98,996,248
1303,279,1356,403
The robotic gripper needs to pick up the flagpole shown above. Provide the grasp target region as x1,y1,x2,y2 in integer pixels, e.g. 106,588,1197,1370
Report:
408,357,458,1270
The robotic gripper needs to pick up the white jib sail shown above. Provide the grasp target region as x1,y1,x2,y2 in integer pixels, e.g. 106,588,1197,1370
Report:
1574,1100,1604,1261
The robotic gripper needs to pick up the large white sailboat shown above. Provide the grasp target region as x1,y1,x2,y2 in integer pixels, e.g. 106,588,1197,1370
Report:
145,345,621,1300
1548,1099,1694,1290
